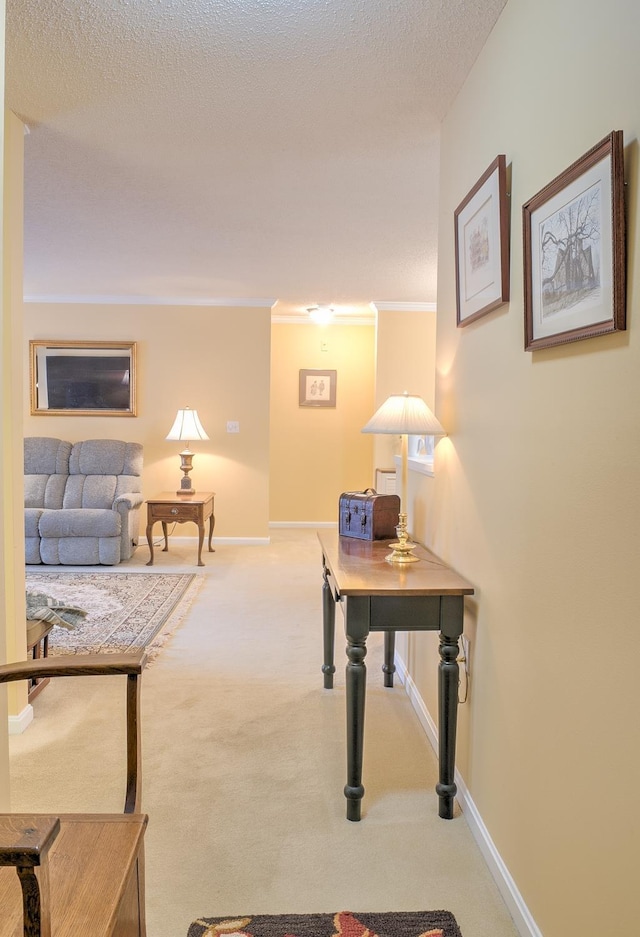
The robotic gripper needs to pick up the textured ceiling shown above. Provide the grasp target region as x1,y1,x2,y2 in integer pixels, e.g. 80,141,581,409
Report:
5,0,506,316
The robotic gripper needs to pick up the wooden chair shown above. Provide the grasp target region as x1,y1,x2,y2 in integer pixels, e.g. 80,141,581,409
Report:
0,650,148,937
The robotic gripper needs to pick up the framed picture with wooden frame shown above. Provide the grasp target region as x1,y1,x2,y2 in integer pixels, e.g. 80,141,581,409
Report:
523,131,626,351
455,154,510,327
298,369,337,408
30,340,137,416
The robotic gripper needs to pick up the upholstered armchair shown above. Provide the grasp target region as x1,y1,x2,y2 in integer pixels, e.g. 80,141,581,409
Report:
24,437,144,565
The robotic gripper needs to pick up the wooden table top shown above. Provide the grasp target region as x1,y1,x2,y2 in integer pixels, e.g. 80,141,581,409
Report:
147,491,214,504
318,530,475,597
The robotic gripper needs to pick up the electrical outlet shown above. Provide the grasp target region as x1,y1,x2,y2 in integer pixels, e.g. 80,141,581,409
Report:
226,421,240,433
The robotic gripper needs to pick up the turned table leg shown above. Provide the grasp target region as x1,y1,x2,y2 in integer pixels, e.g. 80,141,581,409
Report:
321,562,336,689
382,630,396,687
435,596,463,819
343,595,370,821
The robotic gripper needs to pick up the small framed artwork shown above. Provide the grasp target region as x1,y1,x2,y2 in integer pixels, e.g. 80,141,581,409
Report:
298,369,337,408
523,131,626,351
30,340,137,416
455,154,510,326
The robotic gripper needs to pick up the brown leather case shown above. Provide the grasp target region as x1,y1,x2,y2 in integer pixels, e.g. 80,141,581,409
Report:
338,488,400,540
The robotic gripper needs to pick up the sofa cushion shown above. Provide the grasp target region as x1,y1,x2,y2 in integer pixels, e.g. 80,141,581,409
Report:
69,440,143,477
40,536,121,566
24,437,72,510
24,437,72,475
24,473,68,510
38,508,121,539
25,539,42,565
24,508,44,537
63,474,119,510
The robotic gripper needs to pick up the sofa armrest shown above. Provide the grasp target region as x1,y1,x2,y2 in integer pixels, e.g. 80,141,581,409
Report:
113,492,144,511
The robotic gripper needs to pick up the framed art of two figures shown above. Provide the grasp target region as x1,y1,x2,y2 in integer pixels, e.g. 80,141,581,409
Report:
454,130,626,351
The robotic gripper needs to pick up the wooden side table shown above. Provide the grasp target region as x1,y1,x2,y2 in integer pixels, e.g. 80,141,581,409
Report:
145,491,215,567
26,619,54,701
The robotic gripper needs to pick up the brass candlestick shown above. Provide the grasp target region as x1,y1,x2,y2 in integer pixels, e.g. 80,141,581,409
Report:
385,511,420,564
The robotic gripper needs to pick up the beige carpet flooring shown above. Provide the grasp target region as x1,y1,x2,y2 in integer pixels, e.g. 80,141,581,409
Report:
10,529,519,937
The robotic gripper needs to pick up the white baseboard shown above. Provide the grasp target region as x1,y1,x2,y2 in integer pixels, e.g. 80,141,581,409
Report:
269,521,338,528
394,654,542,937
157,535,271,546
8,704,34,735
211,537,271,545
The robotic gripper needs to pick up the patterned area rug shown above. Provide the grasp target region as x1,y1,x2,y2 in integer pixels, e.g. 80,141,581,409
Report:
25,570,200,657
187,911,463,937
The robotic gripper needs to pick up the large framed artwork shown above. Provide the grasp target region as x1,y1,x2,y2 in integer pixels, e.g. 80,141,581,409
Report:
455,154,510,326
523,131,626,351
30,340,137,416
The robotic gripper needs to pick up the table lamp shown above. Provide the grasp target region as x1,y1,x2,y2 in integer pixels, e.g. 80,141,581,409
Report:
165,407,209,495
362,392,446,564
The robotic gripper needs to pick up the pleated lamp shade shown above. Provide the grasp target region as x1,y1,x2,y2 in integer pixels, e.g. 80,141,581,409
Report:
361,393,446,437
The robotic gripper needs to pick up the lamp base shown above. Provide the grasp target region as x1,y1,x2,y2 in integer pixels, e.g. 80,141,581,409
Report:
176,478,195,497
176,448,195,496
385,513,420,565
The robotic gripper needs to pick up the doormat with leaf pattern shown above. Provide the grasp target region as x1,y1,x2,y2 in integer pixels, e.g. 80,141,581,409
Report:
187,911,463,937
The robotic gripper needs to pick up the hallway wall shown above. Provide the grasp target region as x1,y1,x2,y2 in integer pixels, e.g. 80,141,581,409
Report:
270,321,375,522
407,1,640,935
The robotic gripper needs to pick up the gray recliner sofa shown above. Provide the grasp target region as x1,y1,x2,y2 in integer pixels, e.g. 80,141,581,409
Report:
24,437,144,565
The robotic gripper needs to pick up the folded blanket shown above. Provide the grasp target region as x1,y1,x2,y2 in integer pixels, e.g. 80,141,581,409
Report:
26,591,87,630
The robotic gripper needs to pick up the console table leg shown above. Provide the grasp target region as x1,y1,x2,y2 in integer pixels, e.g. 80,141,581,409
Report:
345,636,367,821
436,631,460,819
321,564,336,689
382,630,396,687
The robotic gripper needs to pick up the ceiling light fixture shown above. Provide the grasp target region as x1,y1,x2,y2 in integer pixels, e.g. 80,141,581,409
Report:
307,305,335,325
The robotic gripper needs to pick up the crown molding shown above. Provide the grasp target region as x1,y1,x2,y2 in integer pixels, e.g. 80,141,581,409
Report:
271,314,376,326
372,301,437,312
23,294,277,307
23,295,423,322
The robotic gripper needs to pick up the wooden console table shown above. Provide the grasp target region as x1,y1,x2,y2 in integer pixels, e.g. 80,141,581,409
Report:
146,491,215,567
318,531,474,821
